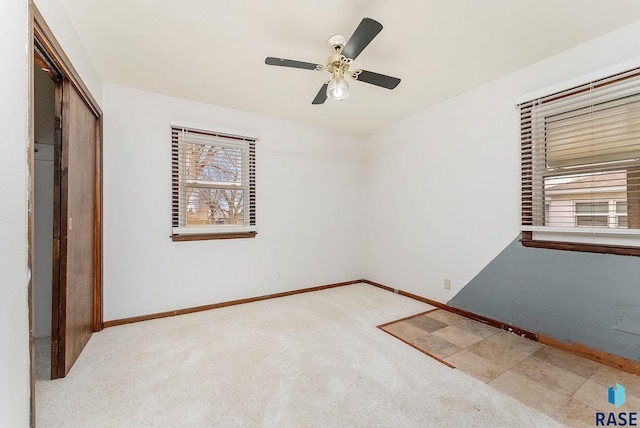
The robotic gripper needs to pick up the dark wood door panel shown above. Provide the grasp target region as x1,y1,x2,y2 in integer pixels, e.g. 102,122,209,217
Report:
57,79,98,376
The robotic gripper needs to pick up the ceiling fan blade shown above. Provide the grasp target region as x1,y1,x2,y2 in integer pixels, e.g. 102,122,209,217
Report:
355,70,401,89
312,83,328,105
265,57,322,70
341,18,383,60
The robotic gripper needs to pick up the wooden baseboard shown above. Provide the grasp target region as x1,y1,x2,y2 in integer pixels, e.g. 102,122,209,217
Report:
363,279,640,376
539,335,640,376
104,279,363,328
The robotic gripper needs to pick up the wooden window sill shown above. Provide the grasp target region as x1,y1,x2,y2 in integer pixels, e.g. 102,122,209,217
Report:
171,231,257,242
521,232,640,256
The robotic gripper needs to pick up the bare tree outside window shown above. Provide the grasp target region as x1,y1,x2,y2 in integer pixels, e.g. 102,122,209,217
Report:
184,144,245,227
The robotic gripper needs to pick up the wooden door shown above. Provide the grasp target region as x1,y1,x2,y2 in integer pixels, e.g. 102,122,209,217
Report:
52,79,99,378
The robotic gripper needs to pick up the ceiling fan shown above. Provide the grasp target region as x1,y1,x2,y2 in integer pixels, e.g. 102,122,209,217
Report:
265,18,401,104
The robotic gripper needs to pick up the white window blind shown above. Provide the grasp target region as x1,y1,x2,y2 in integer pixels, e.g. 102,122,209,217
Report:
171,124,256,237
520,67,640,246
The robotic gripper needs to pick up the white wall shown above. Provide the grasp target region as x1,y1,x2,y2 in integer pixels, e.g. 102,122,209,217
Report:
362,22,640,303
0,0,30,425
102,83,363,321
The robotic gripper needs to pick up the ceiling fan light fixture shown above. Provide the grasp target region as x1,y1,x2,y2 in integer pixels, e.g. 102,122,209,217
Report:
327,76,350,101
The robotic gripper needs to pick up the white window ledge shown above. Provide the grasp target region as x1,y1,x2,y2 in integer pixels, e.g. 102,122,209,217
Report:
523,226,640,247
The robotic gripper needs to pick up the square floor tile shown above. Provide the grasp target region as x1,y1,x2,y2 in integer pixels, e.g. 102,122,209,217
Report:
512,354,588,396
573,379,640,413
486,331,542,355
405,315,448,333
381,321,429,341
465,338,532,369
424,310,466,326
432,326,484,348
445,349,509,383
533,345,601,379
589,364,640,398
409,334,461,359
489,370,569,416
552,397,601,428
456,318,500,338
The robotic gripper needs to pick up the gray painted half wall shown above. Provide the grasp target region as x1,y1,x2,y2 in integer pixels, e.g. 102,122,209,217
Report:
448,235,640,361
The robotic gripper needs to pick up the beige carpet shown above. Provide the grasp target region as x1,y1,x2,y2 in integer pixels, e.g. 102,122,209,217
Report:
36,283,561,427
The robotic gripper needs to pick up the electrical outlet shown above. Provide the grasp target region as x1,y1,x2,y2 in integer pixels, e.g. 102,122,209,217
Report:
444,279,451,290
276,271,281,280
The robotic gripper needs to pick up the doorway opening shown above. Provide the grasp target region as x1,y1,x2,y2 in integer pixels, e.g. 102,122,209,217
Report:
33,45,59,381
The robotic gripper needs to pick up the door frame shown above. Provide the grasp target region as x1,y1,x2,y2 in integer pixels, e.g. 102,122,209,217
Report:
28,0,103,422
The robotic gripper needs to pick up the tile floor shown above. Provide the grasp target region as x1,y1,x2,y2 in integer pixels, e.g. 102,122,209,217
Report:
380,309,640,427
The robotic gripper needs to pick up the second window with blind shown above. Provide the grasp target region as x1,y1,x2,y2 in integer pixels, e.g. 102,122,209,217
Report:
520,67,640,254
171,123,257,241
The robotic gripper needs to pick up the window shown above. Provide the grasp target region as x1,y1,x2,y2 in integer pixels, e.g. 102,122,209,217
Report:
574,200,628,228
171,123,256,241
575,201,609,227
520,67,640,255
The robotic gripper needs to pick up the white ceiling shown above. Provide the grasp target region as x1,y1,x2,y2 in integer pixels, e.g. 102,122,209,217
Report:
60,0,640,135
